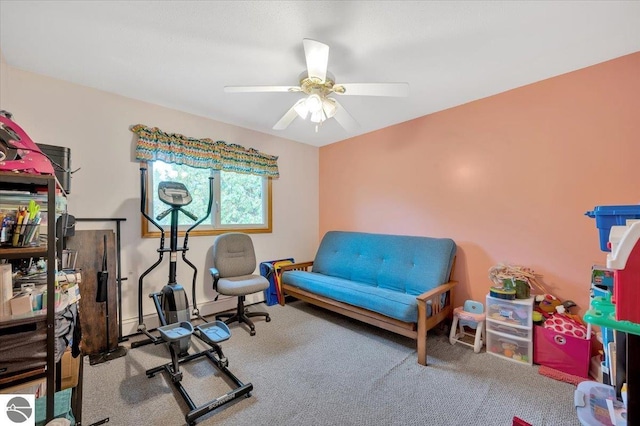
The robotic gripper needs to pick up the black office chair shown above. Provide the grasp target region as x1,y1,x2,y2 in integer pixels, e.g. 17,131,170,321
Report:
210,232,271,336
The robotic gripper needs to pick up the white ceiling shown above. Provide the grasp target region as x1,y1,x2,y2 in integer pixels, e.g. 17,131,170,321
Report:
1,1,639,147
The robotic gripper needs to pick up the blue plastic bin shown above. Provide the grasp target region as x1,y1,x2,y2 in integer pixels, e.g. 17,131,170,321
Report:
259,258,294,306
585,205,640,251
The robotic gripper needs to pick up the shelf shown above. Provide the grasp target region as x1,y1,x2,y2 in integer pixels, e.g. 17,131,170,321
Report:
0,171,58,422
0,310,46,326
0,367,46,387
0,171,55,188
0,246,48,259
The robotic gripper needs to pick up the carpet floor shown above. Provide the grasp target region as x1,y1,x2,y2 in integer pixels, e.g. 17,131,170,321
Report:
82,301,582,425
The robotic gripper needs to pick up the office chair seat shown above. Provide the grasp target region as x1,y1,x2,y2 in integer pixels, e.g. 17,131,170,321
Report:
217,275,269,296
211,232,271,336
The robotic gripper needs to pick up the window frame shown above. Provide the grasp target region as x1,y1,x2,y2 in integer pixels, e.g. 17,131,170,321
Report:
141,161,272,238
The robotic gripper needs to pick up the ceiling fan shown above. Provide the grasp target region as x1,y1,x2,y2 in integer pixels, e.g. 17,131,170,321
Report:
224,39,409,132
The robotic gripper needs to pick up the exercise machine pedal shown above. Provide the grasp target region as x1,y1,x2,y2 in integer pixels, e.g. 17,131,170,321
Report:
196,320,231,344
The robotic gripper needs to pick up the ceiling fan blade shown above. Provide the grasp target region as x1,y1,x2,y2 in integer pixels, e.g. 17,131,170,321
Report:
224,85,300,93
333,83,409,97
272,103,300,130
331,99,360,133
303,39,329,82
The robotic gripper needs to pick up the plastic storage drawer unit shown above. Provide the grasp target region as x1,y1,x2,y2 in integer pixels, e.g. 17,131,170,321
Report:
486,329,533,365
486,296,534,328
485,320,532,340
585,204,640,252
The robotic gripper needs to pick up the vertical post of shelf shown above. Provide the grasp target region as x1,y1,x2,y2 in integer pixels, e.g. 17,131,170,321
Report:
116,220,124,341
45,175,55,422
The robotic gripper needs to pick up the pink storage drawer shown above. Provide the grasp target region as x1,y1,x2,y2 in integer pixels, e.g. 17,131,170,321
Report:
533,325,592,378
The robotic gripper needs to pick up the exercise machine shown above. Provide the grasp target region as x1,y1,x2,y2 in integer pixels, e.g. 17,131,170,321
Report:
133,165,252,425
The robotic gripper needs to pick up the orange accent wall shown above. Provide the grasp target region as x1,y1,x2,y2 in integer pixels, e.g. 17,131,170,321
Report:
319,52,640,313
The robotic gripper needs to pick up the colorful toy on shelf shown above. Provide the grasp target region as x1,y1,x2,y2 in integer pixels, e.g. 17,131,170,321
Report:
536,294,562,314
592,264,615,288
449,300,485,353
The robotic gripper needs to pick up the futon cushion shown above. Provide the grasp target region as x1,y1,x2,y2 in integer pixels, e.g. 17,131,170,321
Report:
312,231,456,295
282,270,431,323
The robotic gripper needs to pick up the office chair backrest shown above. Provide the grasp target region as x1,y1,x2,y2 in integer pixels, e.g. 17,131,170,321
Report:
213,233,257,278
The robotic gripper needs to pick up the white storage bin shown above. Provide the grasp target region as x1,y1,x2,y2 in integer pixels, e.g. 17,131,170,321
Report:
485,295,534,328
486,318,532,340
486,329,533,365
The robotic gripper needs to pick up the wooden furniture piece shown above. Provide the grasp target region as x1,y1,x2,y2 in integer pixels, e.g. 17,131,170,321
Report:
66,230,117,355
75,218,127,342
276,231,457,366
277,246,457,367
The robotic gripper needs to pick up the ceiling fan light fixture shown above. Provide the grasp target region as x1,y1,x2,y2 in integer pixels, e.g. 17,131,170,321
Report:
322,98,337,119
309,109,325,124
305,94,323,114
293,98,309,119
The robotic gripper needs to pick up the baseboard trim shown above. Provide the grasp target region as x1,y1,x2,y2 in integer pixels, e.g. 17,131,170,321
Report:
121,292,265,337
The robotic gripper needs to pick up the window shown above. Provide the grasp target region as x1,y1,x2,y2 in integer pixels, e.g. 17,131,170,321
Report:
142,160,272,237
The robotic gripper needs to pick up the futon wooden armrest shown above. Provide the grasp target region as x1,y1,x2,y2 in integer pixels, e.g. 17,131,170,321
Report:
415,280,457,366
416,280,457,304
278,261,314,272
276,261,314,305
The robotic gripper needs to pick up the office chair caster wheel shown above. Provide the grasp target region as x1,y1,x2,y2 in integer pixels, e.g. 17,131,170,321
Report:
266,316,271,322
250,329,256,336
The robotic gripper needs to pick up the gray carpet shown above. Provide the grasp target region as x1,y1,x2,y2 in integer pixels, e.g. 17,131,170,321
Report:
82,301,581,425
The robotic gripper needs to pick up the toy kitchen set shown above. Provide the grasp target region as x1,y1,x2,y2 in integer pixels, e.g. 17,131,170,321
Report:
579,206,640,426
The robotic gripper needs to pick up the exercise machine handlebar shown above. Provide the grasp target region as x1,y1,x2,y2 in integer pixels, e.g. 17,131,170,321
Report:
136,164,214,332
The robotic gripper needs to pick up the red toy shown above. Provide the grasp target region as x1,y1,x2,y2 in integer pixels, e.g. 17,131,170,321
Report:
607,221,640,323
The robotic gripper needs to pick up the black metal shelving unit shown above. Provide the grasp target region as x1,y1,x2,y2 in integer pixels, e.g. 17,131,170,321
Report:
0,172,58,422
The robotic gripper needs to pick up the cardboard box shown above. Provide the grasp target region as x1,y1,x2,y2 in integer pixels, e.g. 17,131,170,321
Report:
0,378,46,398
591,264,614,288
10,293,33,316
0,264,11,318
60,348,80,390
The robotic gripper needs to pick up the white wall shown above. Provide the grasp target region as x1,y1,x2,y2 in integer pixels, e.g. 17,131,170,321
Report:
0,51,7,103
0,65,320,333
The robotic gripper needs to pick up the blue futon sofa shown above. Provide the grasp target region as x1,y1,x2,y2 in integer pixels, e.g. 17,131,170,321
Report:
277,231,457,365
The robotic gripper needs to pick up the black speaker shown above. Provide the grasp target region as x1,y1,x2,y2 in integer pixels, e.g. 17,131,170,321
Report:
37,143,71,194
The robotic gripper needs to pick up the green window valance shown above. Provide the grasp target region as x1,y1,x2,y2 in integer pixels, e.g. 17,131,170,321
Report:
130,124,279,178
